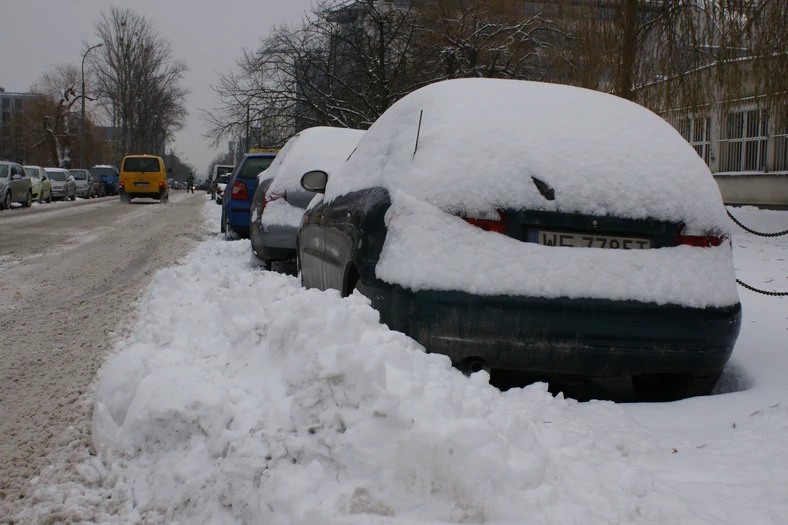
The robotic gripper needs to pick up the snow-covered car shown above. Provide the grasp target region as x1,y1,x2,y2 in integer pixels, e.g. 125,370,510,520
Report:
297,79,742,401
46,168,77,201
214,174,231,205
210,164,234,200
250,127,364,271
69,169,94,198
23,165,53,203
0,161,33,209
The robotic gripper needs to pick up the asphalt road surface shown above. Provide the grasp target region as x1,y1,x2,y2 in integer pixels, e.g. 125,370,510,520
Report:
0,192,206,521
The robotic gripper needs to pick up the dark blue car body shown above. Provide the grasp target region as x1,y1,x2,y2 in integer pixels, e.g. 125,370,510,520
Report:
89,165,120,196
222,153,277,238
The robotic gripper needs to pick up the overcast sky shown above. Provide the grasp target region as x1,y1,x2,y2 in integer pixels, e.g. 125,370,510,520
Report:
1,0,314,177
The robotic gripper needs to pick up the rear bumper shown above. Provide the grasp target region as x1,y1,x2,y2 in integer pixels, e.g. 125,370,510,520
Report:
252,224,297,261
361,280,742,377
120,187,166,199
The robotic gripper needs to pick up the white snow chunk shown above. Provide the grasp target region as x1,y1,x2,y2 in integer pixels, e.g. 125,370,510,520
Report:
377,191,740,307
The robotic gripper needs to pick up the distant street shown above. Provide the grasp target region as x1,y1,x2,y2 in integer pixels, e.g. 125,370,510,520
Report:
0,192,205,519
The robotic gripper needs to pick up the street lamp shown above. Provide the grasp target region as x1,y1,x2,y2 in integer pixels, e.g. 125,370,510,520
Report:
80,42,104,169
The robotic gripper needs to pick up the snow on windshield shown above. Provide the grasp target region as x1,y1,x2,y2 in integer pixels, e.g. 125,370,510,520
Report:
261,126,364,194
326,78,728,231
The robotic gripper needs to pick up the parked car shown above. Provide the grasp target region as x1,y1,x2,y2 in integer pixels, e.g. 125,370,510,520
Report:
119,155,170,203
214,174,231,205
90,165,120,196
23,165,53,203
251,127,364,271
45,168,77,201
210,164,234,200
222,153,277,238
0,161,33,209
69,169,94,199
90,172,106,197
296,78,742,401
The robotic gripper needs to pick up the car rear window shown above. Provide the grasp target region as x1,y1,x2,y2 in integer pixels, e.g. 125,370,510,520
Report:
47,171,66,181
216,166,234,177
216,175,230,184
90,168,116,178
238,157,274,179
124,158,161,172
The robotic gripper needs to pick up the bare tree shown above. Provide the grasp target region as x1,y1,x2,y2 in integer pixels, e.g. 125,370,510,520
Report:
30,64,83,167
204,0,440,147
90,7,189,158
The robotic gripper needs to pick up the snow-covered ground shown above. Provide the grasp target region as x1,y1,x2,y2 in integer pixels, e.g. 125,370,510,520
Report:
14,203,787,525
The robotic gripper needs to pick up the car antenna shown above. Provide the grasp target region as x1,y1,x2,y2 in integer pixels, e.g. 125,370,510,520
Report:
413,110,423,158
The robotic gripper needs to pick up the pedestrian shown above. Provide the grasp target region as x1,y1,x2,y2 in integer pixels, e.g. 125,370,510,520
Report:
187,172,195,194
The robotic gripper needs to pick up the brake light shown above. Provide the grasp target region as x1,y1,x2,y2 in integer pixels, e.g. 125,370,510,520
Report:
673,223,725,247
159,181,165,187
119,181,125,188
232,180,248,200
217,187,223,195
459,209,507,234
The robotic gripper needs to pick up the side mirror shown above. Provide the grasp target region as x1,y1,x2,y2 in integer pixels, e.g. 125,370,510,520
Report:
11,174,22,181
167,167,172,174
300,170,328,194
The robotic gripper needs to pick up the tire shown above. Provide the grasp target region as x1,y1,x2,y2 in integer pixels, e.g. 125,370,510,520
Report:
70,190,76,201
46,190,52,204
22,191,32,208
343,266,360,298
38,191,44,204
632,372,722,402
1,192,10,210
220,208,227,233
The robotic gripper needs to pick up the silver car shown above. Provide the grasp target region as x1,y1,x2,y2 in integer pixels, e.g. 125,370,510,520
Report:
68,169,94,198
45,168,77,201
0,161,33,210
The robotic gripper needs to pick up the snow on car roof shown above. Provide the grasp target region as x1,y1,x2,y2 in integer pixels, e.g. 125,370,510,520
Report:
261,126,365,194
326,78,728,230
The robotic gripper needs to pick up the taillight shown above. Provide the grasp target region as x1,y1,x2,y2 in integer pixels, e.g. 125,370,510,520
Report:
159,181,165,187
119,181,125,188
459,209,507,234
673,223,725,247
217,187,223,195
231,180,248,200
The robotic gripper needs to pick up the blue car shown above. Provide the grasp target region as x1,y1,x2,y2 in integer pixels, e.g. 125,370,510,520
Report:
221,152,277,239
89,165,120,196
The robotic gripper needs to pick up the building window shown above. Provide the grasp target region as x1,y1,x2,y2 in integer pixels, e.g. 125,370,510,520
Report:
1,98,9,109
675,116,711,166
719,109,768,172
772,112,788,172
14,98,23,111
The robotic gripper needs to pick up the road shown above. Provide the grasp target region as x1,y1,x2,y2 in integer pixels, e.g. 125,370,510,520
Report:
0,192,206,521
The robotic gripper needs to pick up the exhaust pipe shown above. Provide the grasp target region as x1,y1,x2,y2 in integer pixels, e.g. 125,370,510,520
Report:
458,357,489,377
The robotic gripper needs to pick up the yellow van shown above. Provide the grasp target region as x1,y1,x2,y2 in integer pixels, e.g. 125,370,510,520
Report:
119,155,170,203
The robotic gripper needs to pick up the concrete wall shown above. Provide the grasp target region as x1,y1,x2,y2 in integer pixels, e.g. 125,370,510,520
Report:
714,175,788,208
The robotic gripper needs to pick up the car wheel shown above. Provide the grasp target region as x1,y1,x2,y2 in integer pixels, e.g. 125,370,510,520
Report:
46,190,52,203
38,191,44,204
220,208,227,233
70,190,76,201
343,265,360,298
22,191,32,208
632,372,722,402
1,192,10,210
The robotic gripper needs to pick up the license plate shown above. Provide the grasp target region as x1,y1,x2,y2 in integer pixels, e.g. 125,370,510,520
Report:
134,182,149,188
538,230,650,249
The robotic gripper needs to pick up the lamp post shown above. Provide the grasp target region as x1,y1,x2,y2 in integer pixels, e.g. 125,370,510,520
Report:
80,42,104,169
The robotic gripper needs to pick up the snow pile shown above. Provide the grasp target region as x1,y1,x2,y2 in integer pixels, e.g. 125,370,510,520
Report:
326,79,729,231
377,191,740,307
257,198,306,228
